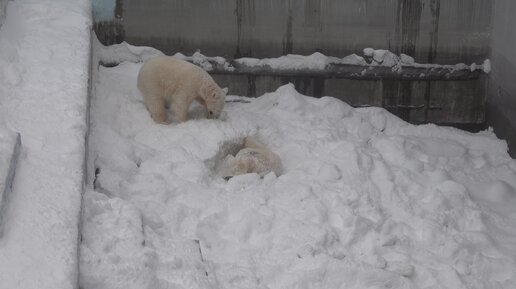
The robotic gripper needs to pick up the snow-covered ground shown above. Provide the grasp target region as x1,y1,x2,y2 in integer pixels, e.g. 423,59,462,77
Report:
0,0,514,287
0,0,91,288
81,51,516,288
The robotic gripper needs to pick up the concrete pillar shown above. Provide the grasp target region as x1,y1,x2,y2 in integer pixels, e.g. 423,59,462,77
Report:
487,0,516,156
0,0,9,26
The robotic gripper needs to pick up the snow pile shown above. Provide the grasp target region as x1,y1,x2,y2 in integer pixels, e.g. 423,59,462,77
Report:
81,60,516,289
0,0,91,288
481,59,492,74
339,53,369,66
363,48,403,72
97,41,490,76
362,48,491,73
237,52,330,70
174,50,235,72
234,48,489,73
94,34,164,66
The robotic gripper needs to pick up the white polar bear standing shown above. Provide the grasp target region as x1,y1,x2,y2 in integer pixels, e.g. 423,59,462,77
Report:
137,56,226,123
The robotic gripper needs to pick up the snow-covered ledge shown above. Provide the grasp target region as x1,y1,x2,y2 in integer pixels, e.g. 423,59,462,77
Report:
175,49,490,81
0,0,91,288
94,39,489,81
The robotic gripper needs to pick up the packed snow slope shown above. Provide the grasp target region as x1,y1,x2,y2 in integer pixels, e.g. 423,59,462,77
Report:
0,0,91,288
81,58,516,289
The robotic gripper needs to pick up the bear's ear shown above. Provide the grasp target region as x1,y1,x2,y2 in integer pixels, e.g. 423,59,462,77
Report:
222,87,228,94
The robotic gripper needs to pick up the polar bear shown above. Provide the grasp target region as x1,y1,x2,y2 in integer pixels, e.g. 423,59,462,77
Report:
220,137,282,178
137,56,226,123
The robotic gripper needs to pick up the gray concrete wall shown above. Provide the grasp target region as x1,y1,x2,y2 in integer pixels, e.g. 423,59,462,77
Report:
93,0,491,125
0,0,8,26
98,0,492,64
211,74,486,125
487,0,516,156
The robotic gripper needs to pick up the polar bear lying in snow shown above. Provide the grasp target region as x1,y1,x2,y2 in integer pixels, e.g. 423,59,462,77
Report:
221,137,282,179
137,56,227,123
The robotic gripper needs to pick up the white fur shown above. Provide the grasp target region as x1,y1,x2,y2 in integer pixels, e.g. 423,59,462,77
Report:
221,137,282,178
137,56,226,123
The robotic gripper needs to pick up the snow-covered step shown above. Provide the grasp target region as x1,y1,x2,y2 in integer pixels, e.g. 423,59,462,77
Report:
0,128,21,235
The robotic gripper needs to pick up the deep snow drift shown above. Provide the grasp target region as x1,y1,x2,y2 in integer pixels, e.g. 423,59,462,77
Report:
81,57,516,289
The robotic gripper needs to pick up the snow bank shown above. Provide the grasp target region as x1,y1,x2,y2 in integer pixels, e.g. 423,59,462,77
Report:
93,33,164,66
82,60,516,289
174,51,235,72
0,0,91,288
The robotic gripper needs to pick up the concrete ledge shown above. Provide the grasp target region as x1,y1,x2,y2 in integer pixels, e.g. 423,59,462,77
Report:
0,1,91,288
205,61,484,81
0,129,21,235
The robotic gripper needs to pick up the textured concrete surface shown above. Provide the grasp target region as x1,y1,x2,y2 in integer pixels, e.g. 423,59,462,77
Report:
212,74,486,125
96,0,492,65
93,0,490,125
487,0,516,156
0,129,21,235
0,0,8,26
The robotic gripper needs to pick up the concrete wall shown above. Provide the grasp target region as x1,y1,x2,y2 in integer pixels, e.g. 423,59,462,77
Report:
93,0,491,125
487,0,516,156
210,74,486,125
0,0,8,26
98,0,492,64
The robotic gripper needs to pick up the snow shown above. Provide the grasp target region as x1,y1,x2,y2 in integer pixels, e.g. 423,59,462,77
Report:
81,48,516,288
237,52,330,70
361,48,492,74
0,0,91,288
233,49,489,74
339,53,368,66
363,48,375,57
0,0,511,287
174,51,235,72
93,39,490,79
93,35,164,66
483,59,492,74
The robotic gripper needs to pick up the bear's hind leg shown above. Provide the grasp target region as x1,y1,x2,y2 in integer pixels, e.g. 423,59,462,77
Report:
145,94,169,124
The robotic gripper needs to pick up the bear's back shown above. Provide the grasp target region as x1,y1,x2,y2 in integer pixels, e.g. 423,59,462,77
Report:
137,56,206,96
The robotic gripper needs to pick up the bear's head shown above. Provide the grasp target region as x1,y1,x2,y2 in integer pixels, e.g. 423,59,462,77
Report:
200,81,227,119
